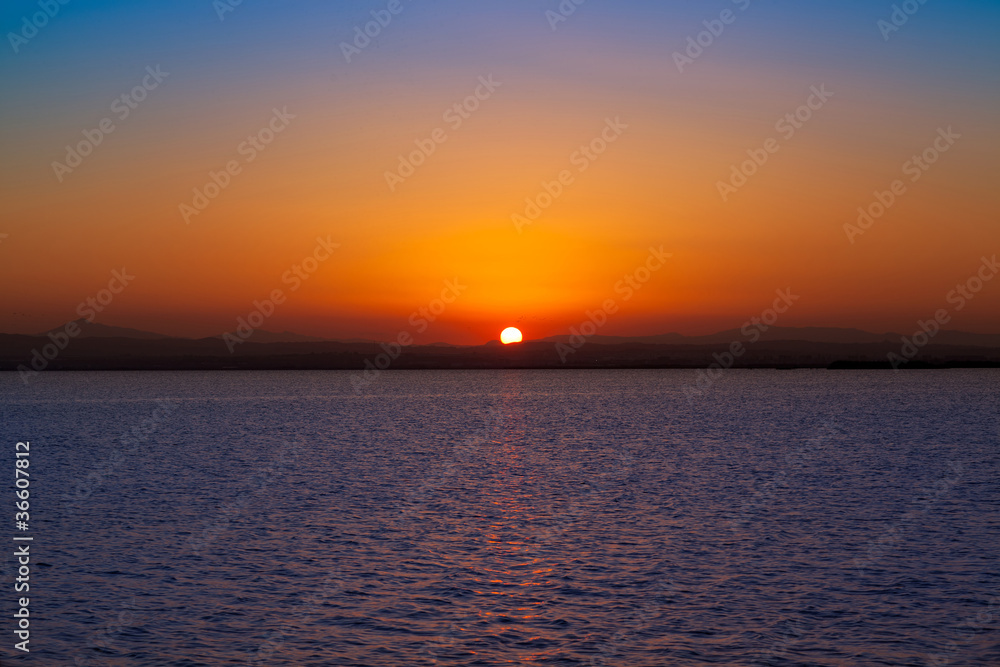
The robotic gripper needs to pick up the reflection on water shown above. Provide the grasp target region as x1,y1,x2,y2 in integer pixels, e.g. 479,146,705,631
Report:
2,369,998,665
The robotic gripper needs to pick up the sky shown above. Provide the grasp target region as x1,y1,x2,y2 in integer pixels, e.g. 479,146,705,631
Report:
1,0,998,343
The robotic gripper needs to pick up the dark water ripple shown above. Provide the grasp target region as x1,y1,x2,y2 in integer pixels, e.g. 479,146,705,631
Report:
1,369,998,665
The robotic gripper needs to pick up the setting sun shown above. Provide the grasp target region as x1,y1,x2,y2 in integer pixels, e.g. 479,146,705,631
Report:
500,327,523,344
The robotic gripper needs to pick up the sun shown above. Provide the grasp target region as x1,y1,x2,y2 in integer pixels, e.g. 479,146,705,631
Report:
500,327,523,344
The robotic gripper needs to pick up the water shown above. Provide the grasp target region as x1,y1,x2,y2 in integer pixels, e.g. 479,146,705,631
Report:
2,369,998,665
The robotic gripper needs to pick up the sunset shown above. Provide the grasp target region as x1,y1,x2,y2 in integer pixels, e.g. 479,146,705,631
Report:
2,1,999,665
2,2,997,343
500,327,522,345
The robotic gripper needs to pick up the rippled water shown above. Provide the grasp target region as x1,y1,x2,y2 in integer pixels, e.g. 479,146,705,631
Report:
2,369,998,665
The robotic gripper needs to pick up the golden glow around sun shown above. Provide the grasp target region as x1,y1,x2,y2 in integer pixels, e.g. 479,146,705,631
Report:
500,327,523,344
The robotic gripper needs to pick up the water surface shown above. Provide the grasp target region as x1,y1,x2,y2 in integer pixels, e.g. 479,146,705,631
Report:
2,369,998,665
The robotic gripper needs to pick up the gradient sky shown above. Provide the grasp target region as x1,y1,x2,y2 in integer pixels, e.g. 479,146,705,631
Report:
2,0,998,343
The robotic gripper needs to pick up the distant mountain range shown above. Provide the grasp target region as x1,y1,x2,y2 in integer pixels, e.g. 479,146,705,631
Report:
540,326,1000,348
31,320,1000,349
3,320,1000,372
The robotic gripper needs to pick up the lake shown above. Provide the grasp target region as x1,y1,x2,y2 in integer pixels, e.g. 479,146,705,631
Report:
2,369,998,665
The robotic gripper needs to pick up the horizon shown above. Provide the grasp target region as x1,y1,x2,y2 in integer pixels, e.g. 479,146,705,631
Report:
2,2,999,344
11,317,1000,347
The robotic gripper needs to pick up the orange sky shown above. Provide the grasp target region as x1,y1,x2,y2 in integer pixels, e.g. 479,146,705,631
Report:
2,2,998,343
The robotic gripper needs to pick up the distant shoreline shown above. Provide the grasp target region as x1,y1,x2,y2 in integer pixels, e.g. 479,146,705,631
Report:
3,333,999,375
2,364,999,373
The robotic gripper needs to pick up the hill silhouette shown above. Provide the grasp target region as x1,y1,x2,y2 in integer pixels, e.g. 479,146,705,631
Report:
2,324,998,372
